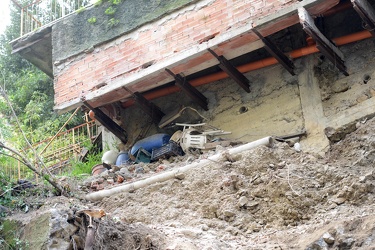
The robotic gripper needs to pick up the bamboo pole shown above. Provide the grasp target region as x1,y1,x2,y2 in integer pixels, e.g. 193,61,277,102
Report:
40,107,80,155
85,136,274,201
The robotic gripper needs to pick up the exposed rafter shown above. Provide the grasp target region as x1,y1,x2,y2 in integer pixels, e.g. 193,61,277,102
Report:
207,48,251,92
122,86,165,124
82,102,128,144
133,92,165,124
165,68,208,111
351,0,375,37
252,29,295,76
298,7,349,76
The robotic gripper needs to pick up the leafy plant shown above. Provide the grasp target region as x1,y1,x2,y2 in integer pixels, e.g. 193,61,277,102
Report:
111,0,122,5
105,6,117,15
107,18,120,28
87,17,97,24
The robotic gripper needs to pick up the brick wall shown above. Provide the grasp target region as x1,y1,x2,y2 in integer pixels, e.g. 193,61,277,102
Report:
54,0,300,108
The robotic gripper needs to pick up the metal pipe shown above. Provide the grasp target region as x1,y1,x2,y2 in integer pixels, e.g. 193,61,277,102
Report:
122,30,372,108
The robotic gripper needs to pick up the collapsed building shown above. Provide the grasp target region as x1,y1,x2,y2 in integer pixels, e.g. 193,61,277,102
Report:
10,0,375,155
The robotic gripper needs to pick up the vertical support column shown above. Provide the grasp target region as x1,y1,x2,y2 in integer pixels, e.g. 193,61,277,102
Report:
298,57,329,154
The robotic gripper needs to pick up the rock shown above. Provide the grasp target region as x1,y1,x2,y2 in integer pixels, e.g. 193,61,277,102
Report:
223,210,235,217
238,196,248,208
356,94,369,103
99,170,109,178
338,237,355,248
156,165,165,172
111,165,121,172
359,172,373,182
20,208,79,250
331,197,346,205
322,232,335,244
247,201,259,209
0,205,9,214
180,228,199,238
119,167,130,175
294,142,301,152
278,161,286,168
118,168,133,180
175,172,186,180
135,166,144,174
162,159,171,165
200,224,209,231
107,178,114,185
185,156,195,164
96,177,105,184
117,175,124,183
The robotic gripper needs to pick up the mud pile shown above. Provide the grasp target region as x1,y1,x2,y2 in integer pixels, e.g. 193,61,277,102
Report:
3,117,375,249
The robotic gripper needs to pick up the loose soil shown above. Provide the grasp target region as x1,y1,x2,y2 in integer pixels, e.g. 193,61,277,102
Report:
5,117,375,249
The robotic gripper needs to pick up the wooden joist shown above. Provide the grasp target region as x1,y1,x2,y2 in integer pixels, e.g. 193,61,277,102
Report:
165,68,209,111
133,92,165,124
123,86,165,123
351,0,375,37
83,102,128,143
207,48,251,92
298,7,349,76
252,29,295,76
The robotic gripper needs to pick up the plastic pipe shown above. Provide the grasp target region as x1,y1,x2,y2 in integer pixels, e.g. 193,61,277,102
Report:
85,136,274,201
122,30,372,108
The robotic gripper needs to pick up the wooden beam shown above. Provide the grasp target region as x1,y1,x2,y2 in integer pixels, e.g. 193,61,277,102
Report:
133,92,165,124
207,48,251,92
351,0,375,37
298,7,349,76
252,29,295,76
82,102,128,144
165,68,208,110
123,86,165,123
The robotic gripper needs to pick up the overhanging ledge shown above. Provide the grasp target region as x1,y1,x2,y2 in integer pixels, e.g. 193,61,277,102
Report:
52,0,339,114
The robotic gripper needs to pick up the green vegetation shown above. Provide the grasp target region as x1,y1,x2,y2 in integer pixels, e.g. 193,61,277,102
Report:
105,6,117,15
0,220,28,250
0,0,94,197
107,18,120,28
88,0,124,28
76,6,86,14
69,152,102,177
88,17,97,24
94,0,103,7
111,0,123,5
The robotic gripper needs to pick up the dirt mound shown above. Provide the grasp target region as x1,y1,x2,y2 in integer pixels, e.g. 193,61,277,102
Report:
90,118,375,248
4,118,375,249
87,221,164,250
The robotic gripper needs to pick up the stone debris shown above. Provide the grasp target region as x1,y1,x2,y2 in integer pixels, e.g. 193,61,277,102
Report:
4,117,375,249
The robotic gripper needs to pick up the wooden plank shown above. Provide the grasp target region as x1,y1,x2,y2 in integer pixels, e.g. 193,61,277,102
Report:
83,102,128,143
298,7,344,60
298,7,348,76
207,48,251,92
252,29,295,76
352,0,375,37
133,92,165,124
165,68,208,111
